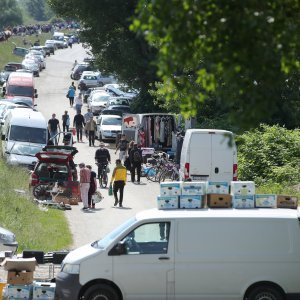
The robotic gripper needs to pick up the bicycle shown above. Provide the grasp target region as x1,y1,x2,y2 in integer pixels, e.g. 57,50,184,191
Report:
96,162,108,188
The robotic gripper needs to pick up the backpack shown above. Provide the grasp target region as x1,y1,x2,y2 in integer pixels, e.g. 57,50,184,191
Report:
133,150,142,163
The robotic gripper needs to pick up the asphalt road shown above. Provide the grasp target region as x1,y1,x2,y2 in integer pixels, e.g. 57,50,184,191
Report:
35,43,160,249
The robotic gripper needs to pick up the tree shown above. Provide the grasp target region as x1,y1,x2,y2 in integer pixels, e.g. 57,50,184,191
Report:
48,0,161,112
26,0,53,21
0,0,23,28
132,0,300,129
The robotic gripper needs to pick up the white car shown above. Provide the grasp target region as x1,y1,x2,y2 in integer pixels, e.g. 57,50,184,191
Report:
88,91,110,115
0,226,18,253
95,114,122,141
107,97,130,107
79,71,100,88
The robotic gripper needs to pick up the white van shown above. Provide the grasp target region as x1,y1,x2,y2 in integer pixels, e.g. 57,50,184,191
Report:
180,129,237,182
1,108,48,156
55,208,300,300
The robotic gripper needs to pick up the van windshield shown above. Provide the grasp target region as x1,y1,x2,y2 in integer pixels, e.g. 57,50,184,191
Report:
92,217,136,249
7,85,33,98
9,125,47,144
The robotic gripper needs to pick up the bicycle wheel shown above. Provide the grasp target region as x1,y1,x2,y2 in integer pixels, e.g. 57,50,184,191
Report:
33,183,51,200
145,167,157,182
158,170,167,183
102,173,108,188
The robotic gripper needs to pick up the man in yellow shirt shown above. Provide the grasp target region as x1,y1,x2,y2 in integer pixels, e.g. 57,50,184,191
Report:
110,159,127,207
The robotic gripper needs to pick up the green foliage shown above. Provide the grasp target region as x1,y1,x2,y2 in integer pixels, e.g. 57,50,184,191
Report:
0,0,23,28
237,124,300,185
25,0,54,21
132,0,300,129
0,159,72,253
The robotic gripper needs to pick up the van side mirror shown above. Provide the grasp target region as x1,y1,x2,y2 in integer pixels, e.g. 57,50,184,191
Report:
108,241,127,256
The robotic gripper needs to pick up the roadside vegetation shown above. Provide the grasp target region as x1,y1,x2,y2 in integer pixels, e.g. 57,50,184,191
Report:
0,151,72,253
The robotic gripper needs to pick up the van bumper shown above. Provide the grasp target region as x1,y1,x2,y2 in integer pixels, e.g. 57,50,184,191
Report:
55,272,82,300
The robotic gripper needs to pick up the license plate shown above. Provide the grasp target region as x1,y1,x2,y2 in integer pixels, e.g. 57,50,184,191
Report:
191,175,208,181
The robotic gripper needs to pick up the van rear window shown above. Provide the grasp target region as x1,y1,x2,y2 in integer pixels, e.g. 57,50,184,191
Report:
7,85,33,97
9,125,47,144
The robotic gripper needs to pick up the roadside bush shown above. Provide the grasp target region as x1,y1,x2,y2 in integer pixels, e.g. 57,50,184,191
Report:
237,124,300,186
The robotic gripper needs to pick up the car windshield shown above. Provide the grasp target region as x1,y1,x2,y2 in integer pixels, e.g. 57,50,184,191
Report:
92,217,136,249
10,144,43,156
93,95,110,102
102,117,122,126
7,85,33,97
9,125,47,144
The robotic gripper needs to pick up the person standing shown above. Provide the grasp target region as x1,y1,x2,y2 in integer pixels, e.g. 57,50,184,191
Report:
73,110,85,142
85,116,97,146
74,92,83,113
67,85,76,107
48,113,61,145
129,143,143,184
79,162,91,210
115,134,129,163
62,110,70,132
86,165,97,209
84,108,93,138
110,159,127,207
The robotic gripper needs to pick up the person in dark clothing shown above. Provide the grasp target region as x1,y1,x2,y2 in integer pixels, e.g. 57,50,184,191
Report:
129,143,143,184
73,110,85,142
94,142,111,178
86,165,97,208
48,113,61,145
62,110,70,132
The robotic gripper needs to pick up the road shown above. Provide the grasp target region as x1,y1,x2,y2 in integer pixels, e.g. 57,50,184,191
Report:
35,43,160,249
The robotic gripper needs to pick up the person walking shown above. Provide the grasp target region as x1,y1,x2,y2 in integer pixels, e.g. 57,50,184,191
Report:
84,108,93,138
67,85,76,107
73,110,85,142
115,134,129,163
85,116,97,146
86,165,97,209
95,142,111,180
70,81,77,91
79,162,91,210
62,110,70,132
110,159,127,207
74,92,83,113
48,113,61,145
129,143,143,184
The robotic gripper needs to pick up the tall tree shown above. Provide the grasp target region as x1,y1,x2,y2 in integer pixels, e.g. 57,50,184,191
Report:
0,0,23,28
26,0,50,21
132,0,300,129
48,0,160,112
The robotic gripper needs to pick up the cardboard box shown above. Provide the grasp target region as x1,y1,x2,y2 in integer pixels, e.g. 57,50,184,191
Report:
206,182,229,194
255,194,277,208
33,281,56,299
207,194,232,208
230,181,255,196
232,195,255,209
160,182,181,196
181,182,206,196
277,195,298,209
1,257,38,272
157,195,178,209
179,195,203,209
7,271,34,285
7,284,33,299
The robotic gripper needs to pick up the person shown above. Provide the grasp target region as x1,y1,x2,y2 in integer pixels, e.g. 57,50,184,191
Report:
84,108,94,138
67,85,76,107
62,110,70,132
85,116,97,147
70,81,77,91
115,134,129,163
79,163,91,210
48,113,60,145
86,165,97,209
95,142,111,180
72,60,77,70
73,110,85,142
124,140,134,170
74,92,83,113
129,143,143,184
110,159,127,207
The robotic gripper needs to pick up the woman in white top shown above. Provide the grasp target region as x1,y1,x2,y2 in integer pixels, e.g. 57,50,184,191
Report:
74,92,83,113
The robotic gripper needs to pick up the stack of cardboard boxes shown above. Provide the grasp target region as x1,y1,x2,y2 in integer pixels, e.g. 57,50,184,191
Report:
0,258,56,300
156,181,298,209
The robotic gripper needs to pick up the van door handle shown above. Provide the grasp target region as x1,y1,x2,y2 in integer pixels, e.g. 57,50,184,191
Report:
159,257,170,260
215,167,219,174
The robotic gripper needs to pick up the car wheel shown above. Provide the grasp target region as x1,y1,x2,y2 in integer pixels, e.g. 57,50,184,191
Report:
83,284,119,300
246,285,284,300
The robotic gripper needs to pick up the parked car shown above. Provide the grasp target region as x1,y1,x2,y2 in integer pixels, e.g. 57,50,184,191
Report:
44,42,55,55
28,50,46,69
12,47,29,57
95,114,122,140
0,226,18,253
6,62,24,71
70,63,92,80
30,46,46,57
78,71,101,88
107,97,130,107
10,96,36,108
104,83,138,100
95,72,115,86
102,105,131,115
22,59,40,77
0,71,9,86
88,91,110,115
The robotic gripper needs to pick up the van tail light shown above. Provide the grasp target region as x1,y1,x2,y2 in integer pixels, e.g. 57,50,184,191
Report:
30,172,38,186
233,164,238,181
184,163,190,179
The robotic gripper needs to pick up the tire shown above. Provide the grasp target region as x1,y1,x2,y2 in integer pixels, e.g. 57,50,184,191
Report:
146,167,157,182
33,183,51,200
102,174,108,188
83,283,119,300
246,285,284,300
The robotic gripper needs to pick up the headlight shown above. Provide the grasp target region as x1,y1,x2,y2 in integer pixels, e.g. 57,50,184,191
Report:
61,263,80,274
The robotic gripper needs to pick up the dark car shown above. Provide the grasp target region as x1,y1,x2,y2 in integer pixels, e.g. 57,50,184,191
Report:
6,62,24,70
71,63,92,80
103,105,132,115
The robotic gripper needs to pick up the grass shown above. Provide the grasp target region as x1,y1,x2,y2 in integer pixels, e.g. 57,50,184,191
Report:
256,182,300,198
0,32,52,70
0,158,72,253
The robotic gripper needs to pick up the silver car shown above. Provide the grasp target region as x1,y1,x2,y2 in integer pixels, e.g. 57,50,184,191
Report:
0,226,18,253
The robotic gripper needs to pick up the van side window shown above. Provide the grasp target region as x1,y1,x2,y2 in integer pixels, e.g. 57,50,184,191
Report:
123,222,170,255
